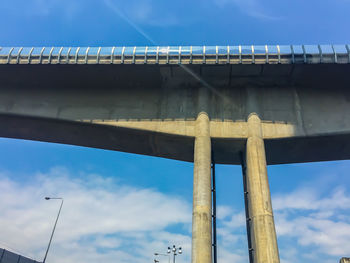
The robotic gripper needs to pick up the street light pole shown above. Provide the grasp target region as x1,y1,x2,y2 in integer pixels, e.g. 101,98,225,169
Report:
43,197,64,263
167,245,182,263
155,245,182,263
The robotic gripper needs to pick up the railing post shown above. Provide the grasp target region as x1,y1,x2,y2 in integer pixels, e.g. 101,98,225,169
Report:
240,151,254,263
211,153,217,263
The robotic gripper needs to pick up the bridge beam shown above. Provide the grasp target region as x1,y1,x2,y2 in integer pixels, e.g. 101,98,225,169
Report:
246,113,280,263
192,112,212,263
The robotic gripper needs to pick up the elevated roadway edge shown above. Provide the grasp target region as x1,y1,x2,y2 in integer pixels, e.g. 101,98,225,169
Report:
0,61,349,164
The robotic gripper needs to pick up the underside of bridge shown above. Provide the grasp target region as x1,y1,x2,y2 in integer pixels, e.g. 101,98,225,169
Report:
1,45,350,263
0,62,350,164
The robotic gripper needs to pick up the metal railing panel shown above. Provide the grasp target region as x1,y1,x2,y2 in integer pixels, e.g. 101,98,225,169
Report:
0,45,349,65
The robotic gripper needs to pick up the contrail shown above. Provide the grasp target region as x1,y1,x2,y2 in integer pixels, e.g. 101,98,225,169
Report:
104,0,156,44
104,0,227,101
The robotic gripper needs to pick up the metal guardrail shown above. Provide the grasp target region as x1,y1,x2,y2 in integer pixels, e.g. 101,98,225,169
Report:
0,45,349,65
0,248,40,263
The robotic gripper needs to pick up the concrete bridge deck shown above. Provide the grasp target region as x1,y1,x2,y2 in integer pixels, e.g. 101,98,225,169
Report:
0,45,350,164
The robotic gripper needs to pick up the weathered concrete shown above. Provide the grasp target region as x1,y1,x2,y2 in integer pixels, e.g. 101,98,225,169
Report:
192,112,212,263
246,113,279,263
1,64,350,164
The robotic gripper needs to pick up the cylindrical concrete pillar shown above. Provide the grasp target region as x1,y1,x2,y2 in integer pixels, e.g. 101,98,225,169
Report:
246,113,280,263
191,112,212,263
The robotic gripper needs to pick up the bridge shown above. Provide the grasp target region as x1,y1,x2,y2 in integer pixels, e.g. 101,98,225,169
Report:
0,45,350,263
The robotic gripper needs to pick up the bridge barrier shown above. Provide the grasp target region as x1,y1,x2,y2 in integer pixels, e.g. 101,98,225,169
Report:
0,45,349,65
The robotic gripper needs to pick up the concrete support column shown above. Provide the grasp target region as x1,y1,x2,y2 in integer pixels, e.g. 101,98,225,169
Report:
192,112,212,263
246,113,280,263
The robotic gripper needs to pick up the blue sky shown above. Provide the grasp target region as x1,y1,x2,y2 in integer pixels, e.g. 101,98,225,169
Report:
2,0,350,46
1,1,350,263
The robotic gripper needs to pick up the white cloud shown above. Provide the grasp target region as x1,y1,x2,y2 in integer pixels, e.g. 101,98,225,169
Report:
216,208,248,263
274,187,350,212
217,248,247,263
217,205,233,219
276,214,350,256
222,211,245,229
273,185,350,260
0,168,252,263
214,0,281,20
0,167,251,263
2,165,350,263
2,0,80,20
0,168,192,263
104,0,180,28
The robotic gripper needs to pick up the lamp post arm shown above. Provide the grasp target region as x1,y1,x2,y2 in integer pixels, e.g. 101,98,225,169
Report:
43,199,63,263
154,253,171,263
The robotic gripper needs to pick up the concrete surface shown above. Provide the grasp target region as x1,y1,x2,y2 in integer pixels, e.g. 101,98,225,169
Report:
0,64,350,164
192,112,212,263
246,114,280,263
